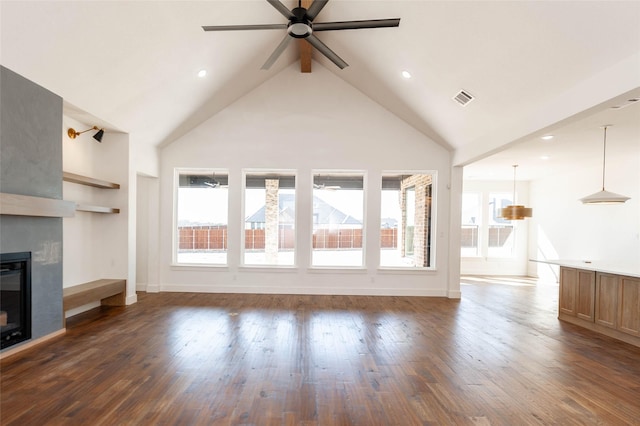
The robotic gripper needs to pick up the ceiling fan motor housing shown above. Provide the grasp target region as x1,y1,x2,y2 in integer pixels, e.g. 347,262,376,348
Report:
287,7,312,38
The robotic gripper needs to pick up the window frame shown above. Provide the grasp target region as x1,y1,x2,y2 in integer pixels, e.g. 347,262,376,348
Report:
379,171,437,270
173,167,230,267
487,191,517,258
461,191,482,257
310,170,367,269
241,169,298,268
460,189,521,260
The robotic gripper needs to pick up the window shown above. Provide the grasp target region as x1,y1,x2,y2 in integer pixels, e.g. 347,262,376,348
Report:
312,173,364,267
380,173,434,268
461,190,519,259
488,192,515,257
175,170,228,265
243,172,296,266
461,192,481,257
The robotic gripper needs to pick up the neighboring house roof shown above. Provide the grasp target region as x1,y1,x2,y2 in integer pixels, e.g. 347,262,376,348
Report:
381,218,398,228
246,194,361,225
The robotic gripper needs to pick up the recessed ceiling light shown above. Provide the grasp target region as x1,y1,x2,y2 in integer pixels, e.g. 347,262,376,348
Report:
610,98,639,109
401,70,412,79
197,69,207,78
541,135,554,140
540,155,550,160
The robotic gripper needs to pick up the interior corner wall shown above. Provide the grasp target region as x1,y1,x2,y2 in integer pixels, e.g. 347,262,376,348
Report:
158,63,453,296
528,152,640,279
136,174,159,292
0,66,64,348
447,166,463,298
62,117,130,293
132,140,159,178
136,176,150,289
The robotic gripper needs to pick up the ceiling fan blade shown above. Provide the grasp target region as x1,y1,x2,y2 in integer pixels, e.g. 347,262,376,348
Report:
261,34,294,70
266,0,294,19
202,23,287,31
313,18,400,31
306,0,329,21
305,34,348,69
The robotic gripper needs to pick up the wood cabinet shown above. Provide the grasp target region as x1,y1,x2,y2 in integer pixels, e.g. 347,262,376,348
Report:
618,276,640,337
595,273,618,329
559,267,594,321
558,267,639,348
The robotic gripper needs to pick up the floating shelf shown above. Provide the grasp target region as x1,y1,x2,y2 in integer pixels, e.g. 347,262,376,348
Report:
63,172,120,189
63,171,120,214
75,204,120,214
0,192,76,217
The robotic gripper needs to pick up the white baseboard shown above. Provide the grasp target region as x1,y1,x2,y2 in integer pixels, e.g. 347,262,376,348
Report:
145,284,160,293
448,290,462,299
158,283,448,297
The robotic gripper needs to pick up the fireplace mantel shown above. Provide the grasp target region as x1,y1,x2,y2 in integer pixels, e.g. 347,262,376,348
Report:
0,192,75,218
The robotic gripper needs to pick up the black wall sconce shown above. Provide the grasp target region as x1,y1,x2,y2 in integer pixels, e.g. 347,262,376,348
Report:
67,126,104,142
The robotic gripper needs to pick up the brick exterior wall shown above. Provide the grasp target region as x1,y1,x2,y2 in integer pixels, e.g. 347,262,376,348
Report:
400,175,432,267
265,179,279,263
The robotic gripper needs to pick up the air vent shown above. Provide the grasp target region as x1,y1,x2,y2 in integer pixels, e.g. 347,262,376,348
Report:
610,98,640,110
453,90,474,106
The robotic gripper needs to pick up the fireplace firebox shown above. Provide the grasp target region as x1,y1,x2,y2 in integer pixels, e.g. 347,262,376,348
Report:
1,252,32,349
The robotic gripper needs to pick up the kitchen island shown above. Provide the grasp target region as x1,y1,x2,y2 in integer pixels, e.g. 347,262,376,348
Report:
535,259,640,348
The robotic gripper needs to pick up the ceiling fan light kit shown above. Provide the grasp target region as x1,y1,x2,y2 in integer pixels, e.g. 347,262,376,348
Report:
287,7,313,38
202,0,400,70
580,125,630,204
499,165,533,221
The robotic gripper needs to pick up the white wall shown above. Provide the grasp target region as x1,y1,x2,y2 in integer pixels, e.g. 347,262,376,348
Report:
136,174,160,292
158,62,458,297
136,176,149,287
460,180,531,276
528,150,640,279
132,141,159,178
62,116,134,312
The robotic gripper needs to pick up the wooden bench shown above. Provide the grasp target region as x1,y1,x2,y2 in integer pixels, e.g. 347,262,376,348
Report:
63,279,126,321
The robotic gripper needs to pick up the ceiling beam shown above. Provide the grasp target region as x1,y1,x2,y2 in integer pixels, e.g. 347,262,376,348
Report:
300,0,312,73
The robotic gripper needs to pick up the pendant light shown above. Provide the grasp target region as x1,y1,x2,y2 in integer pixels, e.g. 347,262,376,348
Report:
499,165,532,220
580,125,630,204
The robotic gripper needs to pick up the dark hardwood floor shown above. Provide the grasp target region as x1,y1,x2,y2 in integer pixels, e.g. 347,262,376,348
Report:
1,277,639,425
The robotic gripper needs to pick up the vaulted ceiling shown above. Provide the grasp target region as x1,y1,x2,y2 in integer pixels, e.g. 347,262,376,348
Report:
2,1,639,179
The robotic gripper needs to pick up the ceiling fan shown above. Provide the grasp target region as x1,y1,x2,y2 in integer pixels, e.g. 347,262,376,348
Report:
202,0,400,70
203,175,228,189
313,183,340,190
